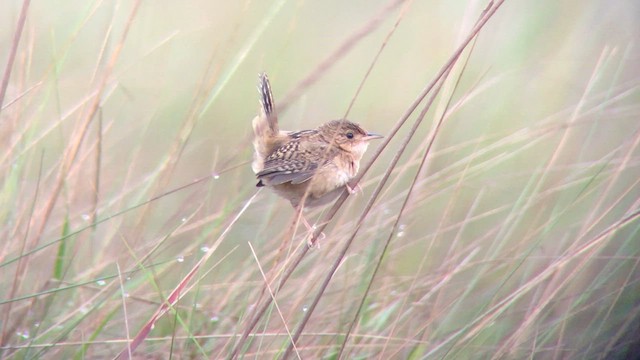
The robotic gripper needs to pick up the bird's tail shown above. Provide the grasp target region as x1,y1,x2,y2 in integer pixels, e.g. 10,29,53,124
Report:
252,73,279,173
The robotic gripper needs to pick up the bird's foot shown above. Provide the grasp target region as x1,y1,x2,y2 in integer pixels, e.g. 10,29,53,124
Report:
306,226,326,249
300,216,326,248
346,182,363,195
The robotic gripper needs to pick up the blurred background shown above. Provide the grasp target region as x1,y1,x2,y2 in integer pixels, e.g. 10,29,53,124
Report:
1,0,639,358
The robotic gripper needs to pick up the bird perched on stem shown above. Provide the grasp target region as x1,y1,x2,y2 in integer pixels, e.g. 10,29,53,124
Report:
252,73,382,232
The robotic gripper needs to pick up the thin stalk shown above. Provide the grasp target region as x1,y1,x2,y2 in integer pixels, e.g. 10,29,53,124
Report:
0,0,31,115
228,1,505,358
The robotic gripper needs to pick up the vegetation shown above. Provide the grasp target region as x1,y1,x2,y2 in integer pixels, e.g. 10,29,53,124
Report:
1,0,638,358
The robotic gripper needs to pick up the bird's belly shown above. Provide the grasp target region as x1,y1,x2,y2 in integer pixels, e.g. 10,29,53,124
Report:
307,185,346,207
268,166,352,208
308,167,351,197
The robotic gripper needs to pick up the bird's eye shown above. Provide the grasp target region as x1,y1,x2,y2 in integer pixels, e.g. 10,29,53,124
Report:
346,132,354,139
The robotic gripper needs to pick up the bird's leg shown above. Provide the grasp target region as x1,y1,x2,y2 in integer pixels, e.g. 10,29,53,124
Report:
294,205,326,248
302,215,327,248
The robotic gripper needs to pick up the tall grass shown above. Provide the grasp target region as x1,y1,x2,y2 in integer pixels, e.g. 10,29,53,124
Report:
1,0,639,359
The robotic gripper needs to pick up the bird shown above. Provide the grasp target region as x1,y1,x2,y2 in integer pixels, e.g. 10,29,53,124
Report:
251,73,382,232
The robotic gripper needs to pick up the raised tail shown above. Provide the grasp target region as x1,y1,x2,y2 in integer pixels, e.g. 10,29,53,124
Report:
258,73,277,127
252,73,280,173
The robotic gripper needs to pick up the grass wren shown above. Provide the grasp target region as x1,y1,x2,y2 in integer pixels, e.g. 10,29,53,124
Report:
252,73,382,215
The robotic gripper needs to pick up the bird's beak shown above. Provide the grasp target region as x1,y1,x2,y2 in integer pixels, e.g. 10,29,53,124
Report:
364,132,384,141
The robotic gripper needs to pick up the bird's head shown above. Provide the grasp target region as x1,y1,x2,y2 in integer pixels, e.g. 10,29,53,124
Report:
319,120,383,157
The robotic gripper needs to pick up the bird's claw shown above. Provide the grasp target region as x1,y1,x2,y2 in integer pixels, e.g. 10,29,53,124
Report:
306,229,326,249
346,182,363,195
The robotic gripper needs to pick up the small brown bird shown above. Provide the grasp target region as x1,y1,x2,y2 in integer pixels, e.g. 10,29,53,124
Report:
252,73,382,227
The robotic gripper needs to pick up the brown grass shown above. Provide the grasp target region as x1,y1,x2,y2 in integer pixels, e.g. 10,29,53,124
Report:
1,0,639,359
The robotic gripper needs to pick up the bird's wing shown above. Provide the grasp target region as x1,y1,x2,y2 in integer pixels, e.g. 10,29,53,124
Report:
256,138,336,185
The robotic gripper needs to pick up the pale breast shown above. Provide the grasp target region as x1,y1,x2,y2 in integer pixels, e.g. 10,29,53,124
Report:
307,157,355,199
